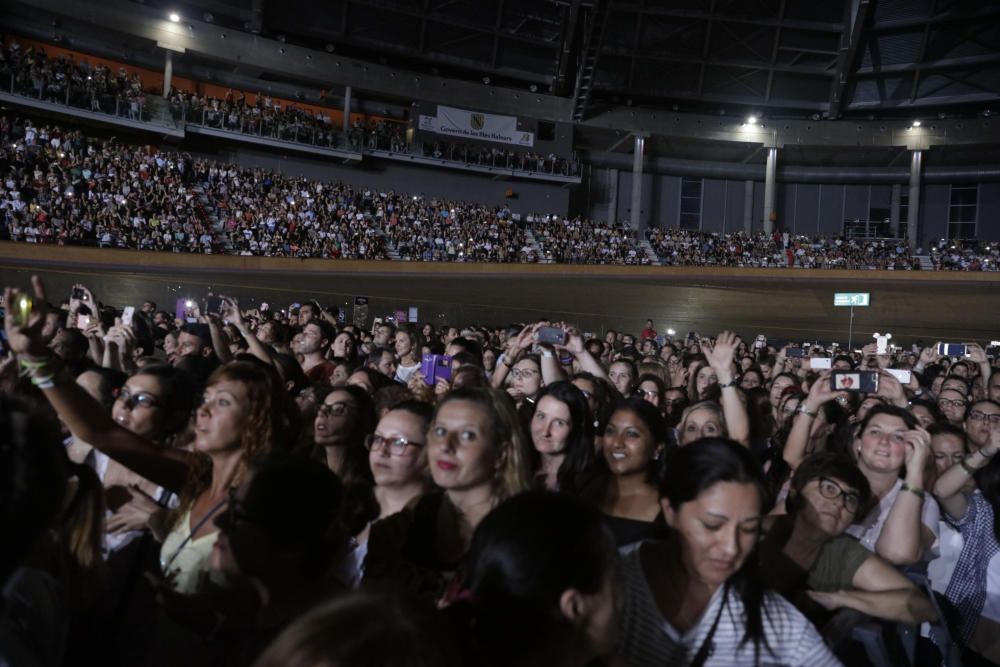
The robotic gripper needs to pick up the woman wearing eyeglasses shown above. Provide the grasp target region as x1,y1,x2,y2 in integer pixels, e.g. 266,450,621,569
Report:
5,279,299,598
337,401,434,588
758,453,936,629
364,387,531,602
72,365,199,552
313,385,377,486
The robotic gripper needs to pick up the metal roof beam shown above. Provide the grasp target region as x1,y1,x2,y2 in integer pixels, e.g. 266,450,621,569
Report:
612,3,842,32
827,0,871,118
601,47,832,76
551,0,580,95
856,52,1000,77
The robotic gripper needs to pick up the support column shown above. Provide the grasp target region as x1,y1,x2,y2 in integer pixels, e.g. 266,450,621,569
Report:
907,150,922,251
629,135,645,231
342,85,352,135
763,147,778,234
162,50,173,98
743,180,754,233
607,168,619,224
890,183,902,238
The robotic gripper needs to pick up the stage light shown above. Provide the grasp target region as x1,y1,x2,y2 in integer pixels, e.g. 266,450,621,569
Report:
168,12,180,22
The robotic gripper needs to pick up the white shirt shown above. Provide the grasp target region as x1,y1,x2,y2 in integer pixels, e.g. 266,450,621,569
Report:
618,543,842,667
846,478,940,555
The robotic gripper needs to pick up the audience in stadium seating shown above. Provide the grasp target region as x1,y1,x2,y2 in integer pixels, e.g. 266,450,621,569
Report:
533,215,646,265
7,269,1000,666
1,40,148,120
647,227,918,270
2,111,999,271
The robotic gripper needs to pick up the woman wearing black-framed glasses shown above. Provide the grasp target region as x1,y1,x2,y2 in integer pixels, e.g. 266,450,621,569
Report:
336,401,434,589
758,452,936,631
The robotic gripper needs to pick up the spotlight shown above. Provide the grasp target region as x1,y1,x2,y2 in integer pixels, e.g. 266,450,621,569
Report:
666,328,677,336
912,120,922,127
529,84,537,92
747,115,757,124
482,76,491,85
168,11,180,22
325,43,335,53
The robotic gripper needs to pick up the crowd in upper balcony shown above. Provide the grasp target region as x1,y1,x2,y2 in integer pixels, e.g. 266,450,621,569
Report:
2,112,1000,271
0,40,148,119
647,228,919,270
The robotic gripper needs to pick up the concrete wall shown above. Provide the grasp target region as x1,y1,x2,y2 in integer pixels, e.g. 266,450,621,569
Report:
184,138,571,215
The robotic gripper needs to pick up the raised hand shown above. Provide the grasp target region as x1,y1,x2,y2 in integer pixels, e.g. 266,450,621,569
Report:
703,331,741,382
3,276,50,358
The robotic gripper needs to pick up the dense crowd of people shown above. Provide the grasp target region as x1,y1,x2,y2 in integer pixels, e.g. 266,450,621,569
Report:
647,228,919,270
928,240,1000,271
2,111,1000,270
3,278,1000,667
532,215,646,264
0,40,148,121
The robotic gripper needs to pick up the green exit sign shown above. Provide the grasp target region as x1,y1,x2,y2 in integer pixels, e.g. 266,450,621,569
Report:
834,292,871,307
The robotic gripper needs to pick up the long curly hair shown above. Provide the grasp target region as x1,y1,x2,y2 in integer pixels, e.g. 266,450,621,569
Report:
175,361,300,518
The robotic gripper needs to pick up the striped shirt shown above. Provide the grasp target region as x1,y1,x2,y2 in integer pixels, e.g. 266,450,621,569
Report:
617,543,843,667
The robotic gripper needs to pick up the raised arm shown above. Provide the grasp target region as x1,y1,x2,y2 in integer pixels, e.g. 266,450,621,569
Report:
874,426,935,565
703,331,749,446
559,326,608,381
5,277,193,493
934,428,998,520
222,297,273,365
783,372,847,469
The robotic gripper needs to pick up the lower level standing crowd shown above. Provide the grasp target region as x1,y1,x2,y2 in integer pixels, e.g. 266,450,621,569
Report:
2,278,1000,667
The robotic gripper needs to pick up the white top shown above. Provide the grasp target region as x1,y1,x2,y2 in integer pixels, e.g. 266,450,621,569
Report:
983,551,1000,623
394,362,420,384
845,478,939,555
159,510,219,595
617,543,842,667
927,521,964,594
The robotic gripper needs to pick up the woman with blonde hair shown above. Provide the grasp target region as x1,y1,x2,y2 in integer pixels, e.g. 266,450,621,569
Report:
364,386,531,602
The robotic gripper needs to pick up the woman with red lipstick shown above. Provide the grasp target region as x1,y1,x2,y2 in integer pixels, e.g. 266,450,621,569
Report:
757,453,936,627
617,438,842,666
363,387,531,602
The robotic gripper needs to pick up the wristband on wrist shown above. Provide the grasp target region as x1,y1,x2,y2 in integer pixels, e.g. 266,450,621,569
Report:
900,481,925,499
719,378,738,388
961,457,981,475
796,404,817,418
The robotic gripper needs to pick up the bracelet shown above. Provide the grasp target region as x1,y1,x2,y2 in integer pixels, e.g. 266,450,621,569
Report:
900,482,925,499
796,404,818,418
719,378,738,388
960,457,980,475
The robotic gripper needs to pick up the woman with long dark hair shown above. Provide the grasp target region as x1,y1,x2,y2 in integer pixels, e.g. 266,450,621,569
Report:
528,381,595,492
449,491,619,667
617,438,840,666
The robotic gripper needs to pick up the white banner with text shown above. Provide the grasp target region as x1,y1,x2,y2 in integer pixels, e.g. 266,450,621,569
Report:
418,105,534,147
